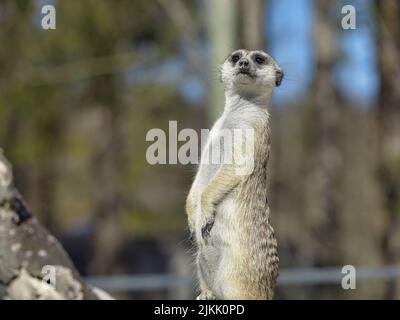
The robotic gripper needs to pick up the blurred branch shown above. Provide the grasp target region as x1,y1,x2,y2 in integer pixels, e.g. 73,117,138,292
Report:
7,51,158,90
83,265,400,292
157,0,207,79
376,2,400,93
0,150,113,300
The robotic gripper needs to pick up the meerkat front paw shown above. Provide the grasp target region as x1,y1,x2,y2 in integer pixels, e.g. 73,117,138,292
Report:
196,289,216,300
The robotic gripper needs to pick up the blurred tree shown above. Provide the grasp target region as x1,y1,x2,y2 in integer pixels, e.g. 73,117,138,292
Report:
270,1,343,299
310,0,341,268
376,0,400,299
239,0,265,49
206,0,237,123
0,0,198,277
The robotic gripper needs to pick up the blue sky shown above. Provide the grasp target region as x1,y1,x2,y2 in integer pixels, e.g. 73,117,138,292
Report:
334,0,379,106
267,0,378,107
267,0,315,105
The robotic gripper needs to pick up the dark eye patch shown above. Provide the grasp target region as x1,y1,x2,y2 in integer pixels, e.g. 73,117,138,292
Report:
231,52,242,63
253,54,267,65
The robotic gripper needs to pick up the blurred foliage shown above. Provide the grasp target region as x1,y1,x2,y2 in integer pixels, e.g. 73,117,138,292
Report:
0,0,198,237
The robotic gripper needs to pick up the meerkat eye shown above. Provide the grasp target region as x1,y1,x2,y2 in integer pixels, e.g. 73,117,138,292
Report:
231,54,241,63
254,55,266,64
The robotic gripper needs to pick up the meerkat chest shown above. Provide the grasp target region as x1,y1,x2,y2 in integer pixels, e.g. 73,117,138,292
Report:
195,117,226,192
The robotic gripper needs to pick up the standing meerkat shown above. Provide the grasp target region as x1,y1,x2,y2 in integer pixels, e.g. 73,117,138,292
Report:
186,49,283,300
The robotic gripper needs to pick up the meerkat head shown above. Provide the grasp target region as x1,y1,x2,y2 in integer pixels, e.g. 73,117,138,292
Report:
221,49,283,99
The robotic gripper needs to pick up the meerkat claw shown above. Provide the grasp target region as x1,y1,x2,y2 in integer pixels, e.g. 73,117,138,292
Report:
196,290,216,300
201,218,214,240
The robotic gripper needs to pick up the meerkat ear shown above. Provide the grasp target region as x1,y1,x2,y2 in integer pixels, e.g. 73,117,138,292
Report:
275,69,284,87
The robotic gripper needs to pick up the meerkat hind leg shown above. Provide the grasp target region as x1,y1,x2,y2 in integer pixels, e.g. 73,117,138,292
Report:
196,252,217,300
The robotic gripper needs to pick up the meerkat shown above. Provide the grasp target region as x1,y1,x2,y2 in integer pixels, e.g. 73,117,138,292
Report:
185,49,283,300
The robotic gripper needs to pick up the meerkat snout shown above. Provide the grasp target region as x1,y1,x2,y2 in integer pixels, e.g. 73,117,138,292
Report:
238,57,250,69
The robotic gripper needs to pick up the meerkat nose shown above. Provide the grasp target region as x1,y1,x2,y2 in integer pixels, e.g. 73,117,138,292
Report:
239,58,250,68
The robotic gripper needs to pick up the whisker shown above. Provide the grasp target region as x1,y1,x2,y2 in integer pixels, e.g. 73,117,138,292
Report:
283,76,299,82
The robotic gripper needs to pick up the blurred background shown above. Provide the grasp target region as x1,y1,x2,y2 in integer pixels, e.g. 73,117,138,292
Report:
0,0,400,299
